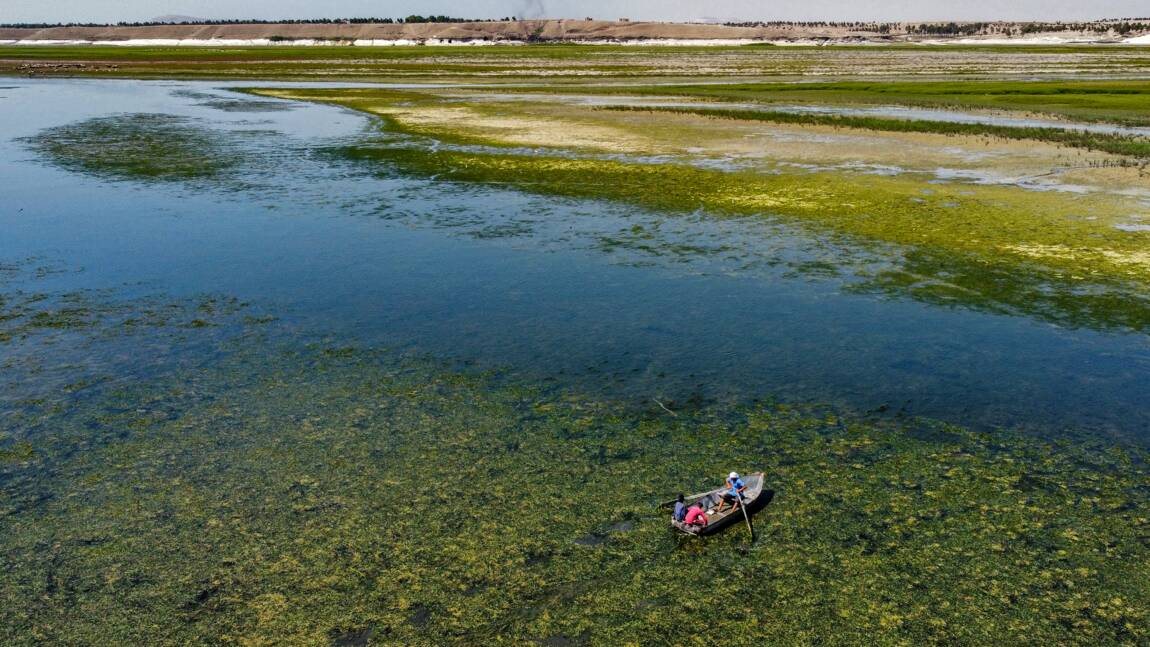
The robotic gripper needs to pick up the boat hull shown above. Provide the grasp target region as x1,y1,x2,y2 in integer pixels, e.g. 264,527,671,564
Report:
670,472,770,536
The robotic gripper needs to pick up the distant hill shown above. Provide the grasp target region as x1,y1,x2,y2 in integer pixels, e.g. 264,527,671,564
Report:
0,19,1147,44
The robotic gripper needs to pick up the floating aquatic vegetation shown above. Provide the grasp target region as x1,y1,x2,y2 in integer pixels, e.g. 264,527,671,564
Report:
268,88,1150,280
0,286,250,347
20,113,236,182
170,89,297,113
0,173,1147,646
331,142,1150,335
850,246,1150,334
2,272,1150,646
1,325,1147,645
0,261,270,442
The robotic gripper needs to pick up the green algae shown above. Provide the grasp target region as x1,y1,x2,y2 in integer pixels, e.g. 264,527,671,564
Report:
332,143,1150,334
849,246,1150,333
0,439,34,463
0,287,251,347
1,250,1149,645
0,291,98,342
2,329,1148,645
238,83,1150,335
0,263,273,442
255,88,1150,266
20,113,235,182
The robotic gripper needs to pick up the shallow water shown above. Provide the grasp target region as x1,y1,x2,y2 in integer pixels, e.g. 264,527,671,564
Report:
456,91,1150,136
3,78,1150,442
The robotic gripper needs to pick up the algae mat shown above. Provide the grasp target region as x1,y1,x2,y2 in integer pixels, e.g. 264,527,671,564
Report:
2,285,1148,646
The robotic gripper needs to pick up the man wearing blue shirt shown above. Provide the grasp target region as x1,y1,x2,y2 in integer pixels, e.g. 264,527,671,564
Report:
672,493,687,522
716,471,746,513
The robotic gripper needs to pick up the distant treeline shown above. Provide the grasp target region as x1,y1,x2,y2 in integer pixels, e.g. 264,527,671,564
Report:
0,16,529,29
722,20,1150,36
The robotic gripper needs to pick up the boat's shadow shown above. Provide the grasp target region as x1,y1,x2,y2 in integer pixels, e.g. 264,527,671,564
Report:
748,489,776,516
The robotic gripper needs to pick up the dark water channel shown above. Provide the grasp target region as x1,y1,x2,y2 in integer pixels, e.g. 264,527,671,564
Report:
2,79,1149,443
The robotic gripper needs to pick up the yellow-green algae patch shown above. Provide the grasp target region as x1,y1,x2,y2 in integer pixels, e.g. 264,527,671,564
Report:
250,86,1150,178
253,87,1150,287
255,88,655,153
2,340,1148,645
338,146,1150,286
243,88,1150,333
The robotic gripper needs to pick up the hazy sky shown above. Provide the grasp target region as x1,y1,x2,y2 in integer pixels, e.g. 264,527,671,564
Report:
3,0,1148,25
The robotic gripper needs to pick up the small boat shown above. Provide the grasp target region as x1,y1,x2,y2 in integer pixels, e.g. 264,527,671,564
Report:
670,472,767,536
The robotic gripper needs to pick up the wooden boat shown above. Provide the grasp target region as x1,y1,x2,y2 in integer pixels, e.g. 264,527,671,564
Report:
670,472,767,536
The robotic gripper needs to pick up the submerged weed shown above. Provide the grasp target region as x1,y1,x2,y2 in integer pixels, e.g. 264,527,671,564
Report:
1,337,1147,645
20,113,234,182
333,143,1150,334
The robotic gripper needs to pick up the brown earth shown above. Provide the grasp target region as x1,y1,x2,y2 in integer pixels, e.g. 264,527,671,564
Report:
0,20,1136,43
0,21,798,42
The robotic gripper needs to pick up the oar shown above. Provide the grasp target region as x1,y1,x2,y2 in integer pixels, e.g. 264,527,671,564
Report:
737,489,754,541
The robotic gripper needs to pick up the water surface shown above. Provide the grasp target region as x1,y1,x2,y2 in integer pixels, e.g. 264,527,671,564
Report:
3,78,1150,442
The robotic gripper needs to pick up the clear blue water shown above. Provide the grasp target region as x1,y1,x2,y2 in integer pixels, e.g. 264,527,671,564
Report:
3,78,1150,442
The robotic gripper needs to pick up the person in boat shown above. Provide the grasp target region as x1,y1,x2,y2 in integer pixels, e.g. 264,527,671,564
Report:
716,471,746,514
672,494,687,522
683,502,708,527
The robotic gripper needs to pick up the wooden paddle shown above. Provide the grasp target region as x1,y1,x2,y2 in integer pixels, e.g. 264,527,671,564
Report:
737,490,755,541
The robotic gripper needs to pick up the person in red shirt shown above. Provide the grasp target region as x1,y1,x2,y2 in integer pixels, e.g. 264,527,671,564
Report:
684,503,708,527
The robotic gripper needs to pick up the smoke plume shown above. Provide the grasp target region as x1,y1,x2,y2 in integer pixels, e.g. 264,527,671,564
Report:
515,0,547,20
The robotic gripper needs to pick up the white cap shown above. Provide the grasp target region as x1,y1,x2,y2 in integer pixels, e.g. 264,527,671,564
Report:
729,471,739,479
